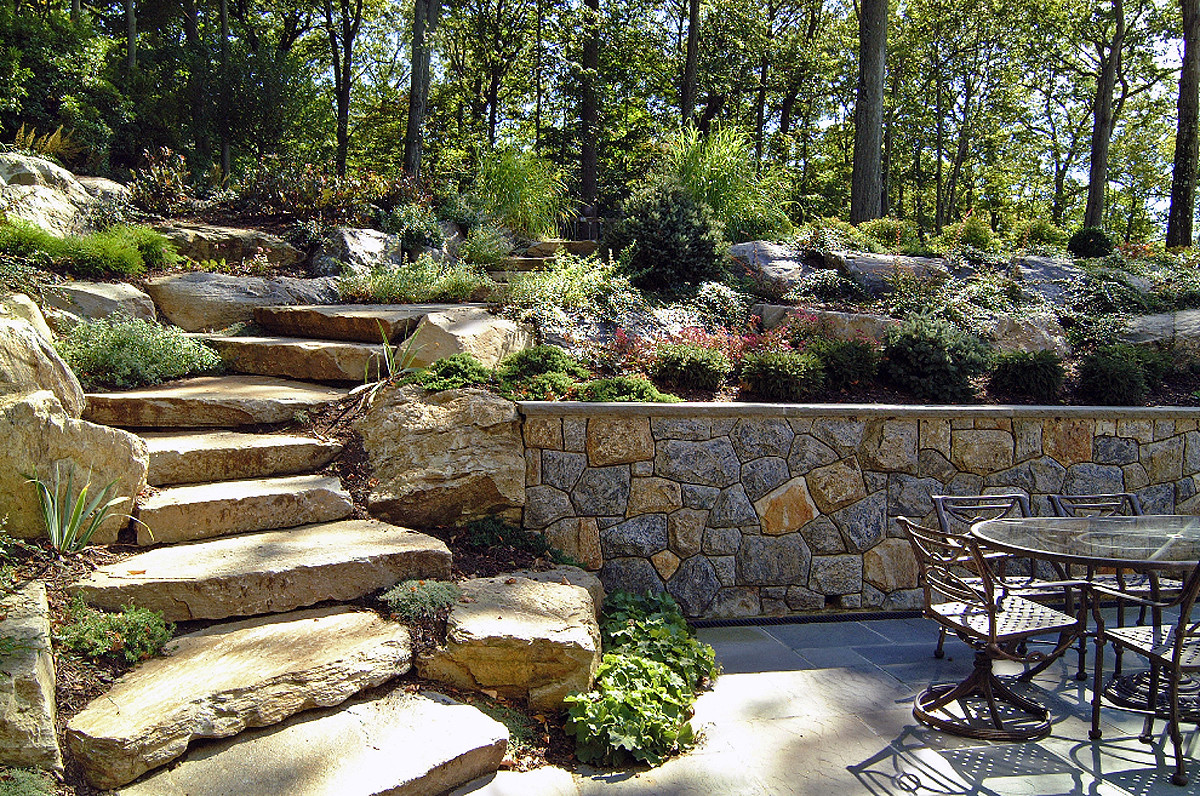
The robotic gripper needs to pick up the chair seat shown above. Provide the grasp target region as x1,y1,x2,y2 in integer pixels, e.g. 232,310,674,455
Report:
1089,572,1182,597
1106,625,1200,670
932,596,1078,642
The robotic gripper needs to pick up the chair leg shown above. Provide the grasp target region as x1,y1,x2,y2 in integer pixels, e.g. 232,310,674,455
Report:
934,627,946,659
1141,661,1160,744
1090,632,1105,741
1169,671,1189,786
1075,598,1090,681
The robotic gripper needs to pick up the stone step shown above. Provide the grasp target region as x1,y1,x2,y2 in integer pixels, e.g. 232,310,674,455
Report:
67,607,413,790
135,474,353,545
142,430,343,486
253,303,480,344
500,255,554,272
526,238,598,257
84,375,349,429
202,334,386,383
75,518,453,621
111,687,507,796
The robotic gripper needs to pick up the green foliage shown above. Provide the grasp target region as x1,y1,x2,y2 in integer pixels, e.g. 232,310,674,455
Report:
1008,218,1069,249
786,269,869,303
609,181,727,292
577,376,682,403
0,768,54,796
688,282,755,331
379,203,445,255
739,350,825,401
436,191,489,231
457,223,513,265
503,371,580,400
499,254,625,310
0,220,173,278
475,147,571,239
1068,270,1151,316
662,124,792,242
458,516,580,565
497,345,589,382
57,596,174,666
406,353,493,392
112,225,181,270
56,317,222,390
881,316,992,403
380,579,462,622
336,256,492,304
650,344,732,391
807,338,879,391
1078,345,1150,405
129,147,192,216
857,217,919,251
939,215,997,252
1069,227,1116,259
989,350,1065,403
26,463,125,553
234,159,425,225
794,218,866,253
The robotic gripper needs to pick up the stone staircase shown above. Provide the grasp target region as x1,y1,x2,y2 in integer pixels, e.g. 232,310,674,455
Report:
486,239,598,284
67,305,525,793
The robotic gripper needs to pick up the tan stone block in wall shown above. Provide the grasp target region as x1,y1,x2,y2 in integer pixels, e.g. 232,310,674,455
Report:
651,550,681,581
586,417,654,465
525,449,541,486
1177,419,1198,434
754,477,818,536
919,419,951,458
668,509,706,557
1095,419,1117,436
806,458,868,514
524,417,563,450
1143,437,1184,484
1123,462,1149,491
863,539,919,592
627,477,683,516
859,420,918,474
1013,419,1043,463
950,430,1014,475
541,517,602,570
951,419,973,430
974,418,1012,432
1117,419,1154,444
1043,419,1095,467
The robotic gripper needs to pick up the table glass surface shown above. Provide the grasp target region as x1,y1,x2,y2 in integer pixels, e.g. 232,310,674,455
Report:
971,515,1200,570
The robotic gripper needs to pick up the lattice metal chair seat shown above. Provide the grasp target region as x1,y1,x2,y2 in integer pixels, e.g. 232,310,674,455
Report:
900,516,1083,742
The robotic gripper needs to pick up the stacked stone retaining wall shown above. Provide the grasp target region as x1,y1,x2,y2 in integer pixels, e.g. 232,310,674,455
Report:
518,402,1200,619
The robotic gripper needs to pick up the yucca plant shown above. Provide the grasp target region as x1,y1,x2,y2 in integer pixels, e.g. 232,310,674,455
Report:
26,464,128,554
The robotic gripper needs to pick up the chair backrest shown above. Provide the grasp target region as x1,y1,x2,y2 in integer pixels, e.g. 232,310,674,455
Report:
933,493,1032,536
1048,493,1144,517
897,516,995,613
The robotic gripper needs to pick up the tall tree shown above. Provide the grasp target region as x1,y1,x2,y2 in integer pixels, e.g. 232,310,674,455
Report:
850,0,887,222
323,0,366,175
1168,0,1200,247
1083,0,1129,228
581,0,600,206
680,0,700,125
126,0,137,69
404,0,442,176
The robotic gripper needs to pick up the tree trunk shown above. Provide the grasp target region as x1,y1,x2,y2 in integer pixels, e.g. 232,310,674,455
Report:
580,0,600,207
1085,0,1125,229
680,0,700,126
850,0,887,223
70,0,80,22
753,55,770,166
404,0,443,177
220,0,231,181
1169,0,1200,247
534,0,543,151
126,0,136,70
323,0,364,177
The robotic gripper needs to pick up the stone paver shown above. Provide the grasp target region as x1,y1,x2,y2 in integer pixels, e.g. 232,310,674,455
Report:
254,303,464,343
203,334,386,383
142,430,342,486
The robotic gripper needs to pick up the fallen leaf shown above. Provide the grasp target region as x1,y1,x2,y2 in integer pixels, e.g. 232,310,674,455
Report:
505,577,518,585
482,689,498,698
127,570,146,575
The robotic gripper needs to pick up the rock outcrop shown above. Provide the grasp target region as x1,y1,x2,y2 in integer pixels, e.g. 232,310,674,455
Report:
156,223,303,267
44,281,156,324
0,153,95,236
0,583,61,771
143,272,338,331
310,227,402,277
0,390,147,543
0,314,85,416
356,385,525,527
417,575,601,710
407,306,533,369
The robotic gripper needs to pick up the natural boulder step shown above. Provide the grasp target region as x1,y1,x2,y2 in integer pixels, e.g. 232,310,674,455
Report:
500,255,553,272
135,474,353,545
254,303,478,344
75,519,452,621
111,687,508,796
142,430,342,486
84,375,349,428
67,607,413,790
203,334,386,383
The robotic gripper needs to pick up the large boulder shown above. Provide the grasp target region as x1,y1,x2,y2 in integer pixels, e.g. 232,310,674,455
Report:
310,227,402,277
825,251,951,298
75,176,131,205
0,583,61,771
979,312,1071,356
143,272,338,331
44,281,156,324
0,314,85,417
407,307,533,369
1124,310,1200,358
156,223,303,267
67,607,413,790
729,241,815,288
1013,255,1086,304
0,391,148,543
0,153,95,236
356,385,525,528
0,293,53,342
417,575,601,710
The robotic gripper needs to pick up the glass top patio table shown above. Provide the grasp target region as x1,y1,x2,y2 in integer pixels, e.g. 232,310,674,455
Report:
972,515,1200,571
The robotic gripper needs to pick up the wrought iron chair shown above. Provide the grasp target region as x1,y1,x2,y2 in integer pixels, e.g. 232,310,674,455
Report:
899,516,1082,741
930,494,1064,661
1088,562,1200,786
1050,492,1157,679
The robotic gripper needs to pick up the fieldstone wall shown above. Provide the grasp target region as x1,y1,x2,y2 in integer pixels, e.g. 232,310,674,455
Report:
518,402,1200,619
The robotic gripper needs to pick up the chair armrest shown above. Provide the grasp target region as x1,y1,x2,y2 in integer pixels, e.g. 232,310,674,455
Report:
1085,581,1181,608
